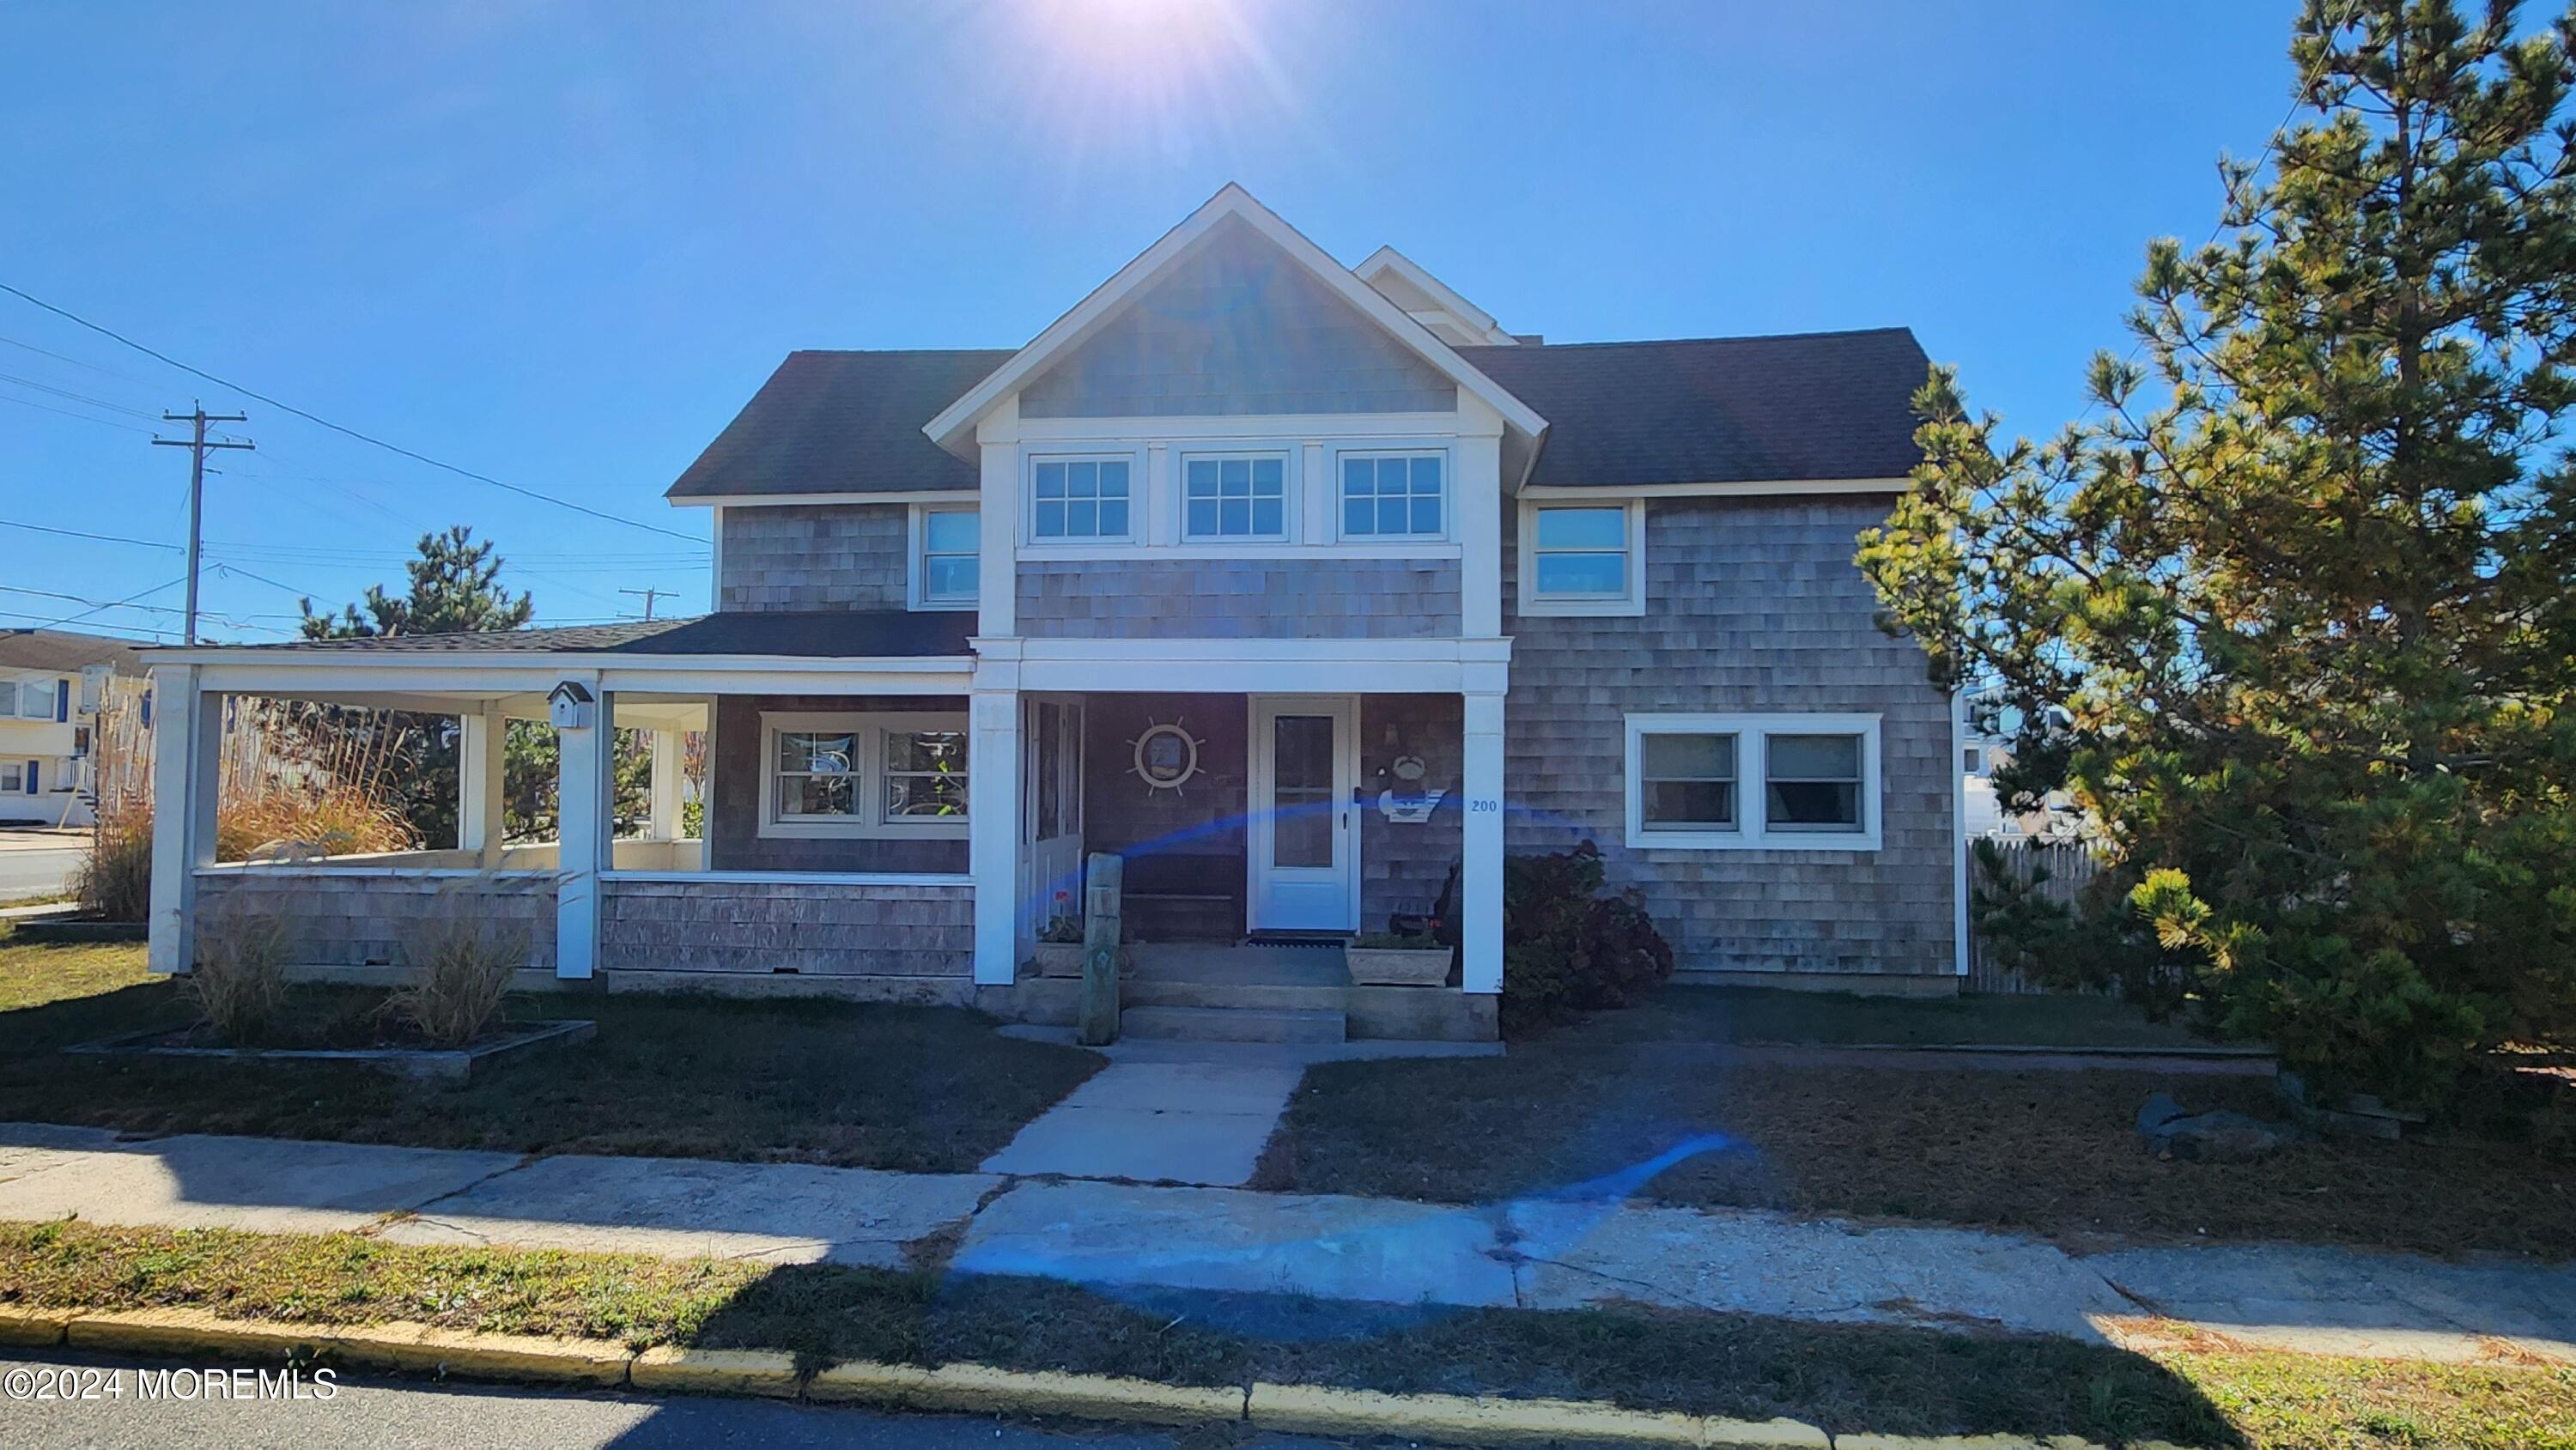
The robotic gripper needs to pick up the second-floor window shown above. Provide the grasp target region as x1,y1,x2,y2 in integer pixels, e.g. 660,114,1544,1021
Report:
1340,453,1444,539
1183,453,1288,541
1031,458,1132,541
1522,501,1646,616
914,506,979,610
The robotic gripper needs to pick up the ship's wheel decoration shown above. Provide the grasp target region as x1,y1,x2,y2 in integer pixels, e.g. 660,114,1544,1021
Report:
1130,719,1202,794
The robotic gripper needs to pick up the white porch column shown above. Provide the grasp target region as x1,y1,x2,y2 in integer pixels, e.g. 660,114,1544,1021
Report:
968,683,1024,986
1460,689,1506,995
1455,398,1505,640
554,676,606,980
458,702,505,867
647,727,683,840
145,665,221,976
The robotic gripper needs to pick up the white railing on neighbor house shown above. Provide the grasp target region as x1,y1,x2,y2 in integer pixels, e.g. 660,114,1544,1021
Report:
1965,837,2107,995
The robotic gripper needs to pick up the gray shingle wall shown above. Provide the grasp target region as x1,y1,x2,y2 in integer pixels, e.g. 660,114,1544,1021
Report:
193,871,557,969
1018,558,1460,639
1359,694,1462,931
1019,218,1456,418
718,504,910,611
598,877,971,975
1501,495,1955,979
708,695,972,874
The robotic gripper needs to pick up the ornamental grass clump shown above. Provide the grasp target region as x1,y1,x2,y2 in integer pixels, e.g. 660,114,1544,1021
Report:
185,903,292,1046
71,801,154,924
388,888,529,1048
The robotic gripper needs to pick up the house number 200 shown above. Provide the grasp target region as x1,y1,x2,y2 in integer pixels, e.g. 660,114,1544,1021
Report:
1467,799,1500,813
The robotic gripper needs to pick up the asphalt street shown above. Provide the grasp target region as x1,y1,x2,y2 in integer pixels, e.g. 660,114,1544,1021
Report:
0,829,81,902
0,1349,1351,1450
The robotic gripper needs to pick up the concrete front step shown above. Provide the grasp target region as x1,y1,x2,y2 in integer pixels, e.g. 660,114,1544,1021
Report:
1120,1005,1347,1045
1121,979,1349,1013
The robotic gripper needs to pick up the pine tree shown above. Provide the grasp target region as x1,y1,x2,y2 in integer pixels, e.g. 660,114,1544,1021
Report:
299,525,533,639
1861,0,2576,1104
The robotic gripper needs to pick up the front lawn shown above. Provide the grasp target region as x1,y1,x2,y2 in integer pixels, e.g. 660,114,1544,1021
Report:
0,937,1098,1174
10,1217,2573,1448
1254,1051,2576,1259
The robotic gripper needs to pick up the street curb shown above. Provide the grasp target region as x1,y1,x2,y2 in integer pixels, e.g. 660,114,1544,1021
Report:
0,1305,2214,1450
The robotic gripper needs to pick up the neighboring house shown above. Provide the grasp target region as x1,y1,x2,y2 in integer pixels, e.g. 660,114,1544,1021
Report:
142,185,1964,1039
0,628,143,828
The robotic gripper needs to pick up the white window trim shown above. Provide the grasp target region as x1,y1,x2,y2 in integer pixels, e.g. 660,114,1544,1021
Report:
1520,499,1646,618
1024,451,1141,546
758,710,970,841
1332,446,1452,543
908,503,980,612
1177,447,1297,544
1624,713,1882,851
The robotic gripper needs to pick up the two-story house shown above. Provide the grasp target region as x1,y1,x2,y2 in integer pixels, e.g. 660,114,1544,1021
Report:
0,628,140,828
143,185,1964,1040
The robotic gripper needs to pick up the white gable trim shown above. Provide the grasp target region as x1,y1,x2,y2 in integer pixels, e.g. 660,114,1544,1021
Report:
1355,246,1516,345
922,185,1546,454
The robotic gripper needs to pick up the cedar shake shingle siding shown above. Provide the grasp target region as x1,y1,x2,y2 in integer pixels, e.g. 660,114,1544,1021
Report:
1502,495,1953,979
1359,694,1463,931
194,872,556,970
1019,218,1457,419
1017,558,1461,639
598,879,972,977
718,504,910,612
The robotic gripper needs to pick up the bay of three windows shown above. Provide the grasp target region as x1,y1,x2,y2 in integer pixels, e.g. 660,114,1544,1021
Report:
1028,450,1447,544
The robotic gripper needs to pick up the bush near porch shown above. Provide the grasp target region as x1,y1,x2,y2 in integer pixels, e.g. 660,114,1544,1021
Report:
0,936,1099,1174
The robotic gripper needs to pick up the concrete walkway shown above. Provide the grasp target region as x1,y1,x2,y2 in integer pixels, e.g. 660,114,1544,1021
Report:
978,1037,1498,1187
2,1122,2570,1365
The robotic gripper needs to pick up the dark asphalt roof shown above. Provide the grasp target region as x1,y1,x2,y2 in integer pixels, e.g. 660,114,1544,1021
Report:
0,628,146,675
1460,329,1929,488
665,349,1009,501
661,329,1927,499
165,611,976,659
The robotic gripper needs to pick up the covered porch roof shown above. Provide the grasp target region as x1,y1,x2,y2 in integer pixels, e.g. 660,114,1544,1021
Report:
138,610,976,707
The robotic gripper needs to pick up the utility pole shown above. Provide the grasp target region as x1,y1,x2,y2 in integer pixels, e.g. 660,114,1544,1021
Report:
618,585,675,621
152,403,254,646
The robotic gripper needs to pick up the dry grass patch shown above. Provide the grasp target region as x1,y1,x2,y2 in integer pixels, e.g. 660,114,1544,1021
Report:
1256,1053,2576,1259
0,941,1100,1174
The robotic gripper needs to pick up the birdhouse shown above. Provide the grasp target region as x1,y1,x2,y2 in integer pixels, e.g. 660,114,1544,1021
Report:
548,681,596,731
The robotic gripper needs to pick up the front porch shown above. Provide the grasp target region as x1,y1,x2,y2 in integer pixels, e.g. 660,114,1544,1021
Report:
142,623,1504,1040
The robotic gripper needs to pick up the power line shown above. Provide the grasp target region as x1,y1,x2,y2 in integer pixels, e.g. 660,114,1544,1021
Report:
0,369,161,419
0,518,180,551
618,585,679,620
0,280,707,544
0,583,295,634
0,390,156,435
10,573,191,634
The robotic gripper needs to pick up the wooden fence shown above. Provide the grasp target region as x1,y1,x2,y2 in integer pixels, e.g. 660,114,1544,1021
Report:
1965,837,2107,994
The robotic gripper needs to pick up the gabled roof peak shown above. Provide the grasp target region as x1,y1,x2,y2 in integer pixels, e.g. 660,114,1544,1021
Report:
1354,246,1520,347
920,185,1546,454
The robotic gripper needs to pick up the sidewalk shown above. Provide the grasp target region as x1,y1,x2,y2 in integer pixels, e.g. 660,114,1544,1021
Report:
2,1120,2569,1366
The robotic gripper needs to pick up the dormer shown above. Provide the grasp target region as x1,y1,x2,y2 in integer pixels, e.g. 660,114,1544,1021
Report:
1354,246,1523,348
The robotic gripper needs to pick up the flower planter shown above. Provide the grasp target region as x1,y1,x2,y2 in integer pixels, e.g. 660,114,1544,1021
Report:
1345,945,1450,987
1032,942,1132,978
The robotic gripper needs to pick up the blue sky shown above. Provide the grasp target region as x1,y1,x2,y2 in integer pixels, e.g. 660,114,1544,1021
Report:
0,0,2300,640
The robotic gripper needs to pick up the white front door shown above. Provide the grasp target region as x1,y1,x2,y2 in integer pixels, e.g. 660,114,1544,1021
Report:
1249,695,1358,933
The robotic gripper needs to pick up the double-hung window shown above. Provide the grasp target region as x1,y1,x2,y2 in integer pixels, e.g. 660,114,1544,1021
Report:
913,506,979,610
1522,501,1643,616
762,713,969,839
1031,458,1132,541
1182,453,1288,541
1625,713,1880,849
1339,452,1444,539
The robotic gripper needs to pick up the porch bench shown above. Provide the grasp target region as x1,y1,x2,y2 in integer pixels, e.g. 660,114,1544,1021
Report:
1116,851,1243,942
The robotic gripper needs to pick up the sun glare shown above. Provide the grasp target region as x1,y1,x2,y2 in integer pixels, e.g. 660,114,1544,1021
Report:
999,0,1309,180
